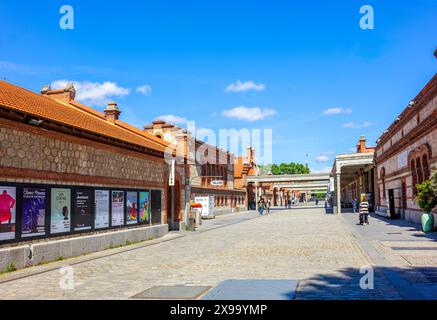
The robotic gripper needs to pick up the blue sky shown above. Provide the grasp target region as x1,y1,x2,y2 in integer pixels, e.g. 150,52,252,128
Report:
0,0,436,171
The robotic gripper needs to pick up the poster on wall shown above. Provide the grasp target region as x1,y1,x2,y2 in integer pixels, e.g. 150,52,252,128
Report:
22,188,46,238
126,191,138,225
74,189,93,231
0,186,17,241
50,188,71,234
95,190,110,229
139,191,150,224
111,191,125,226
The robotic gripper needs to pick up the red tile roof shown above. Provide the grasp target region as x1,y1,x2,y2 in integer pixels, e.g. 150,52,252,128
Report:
0,80,171,154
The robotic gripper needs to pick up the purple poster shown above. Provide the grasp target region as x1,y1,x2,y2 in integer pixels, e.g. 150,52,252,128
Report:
21,188,46,238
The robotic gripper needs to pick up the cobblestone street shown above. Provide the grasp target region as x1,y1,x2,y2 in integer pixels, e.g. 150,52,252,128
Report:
0,206,435,300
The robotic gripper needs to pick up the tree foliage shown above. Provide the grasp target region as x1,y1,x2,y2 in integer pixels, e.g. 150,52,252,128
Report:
417,179,437,214
271,162,310,175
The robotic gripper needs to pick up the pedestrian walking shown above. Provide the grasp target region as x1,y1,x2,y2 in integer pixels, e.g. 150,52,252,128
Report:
359,196,370,225
266,199,271,214
258,199,265,215
352,199,357,213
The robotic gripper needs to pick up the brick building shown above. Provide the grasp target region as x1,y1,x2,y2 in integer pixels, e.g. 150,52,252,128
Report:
143,120,246,228
0,80,171,245
233,146,259,209
374,74,437,224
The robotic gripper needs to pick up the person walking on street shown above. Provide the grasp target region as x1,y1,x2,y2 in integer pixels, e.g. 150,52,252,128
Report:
352,199,357,213
359,196,370,225
266,199,271,214
258,198,265,215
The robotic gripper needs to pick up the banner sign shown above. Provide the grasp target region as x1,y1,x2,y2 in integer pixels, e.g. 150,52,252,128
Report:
111,191,125,226
95,190,110,229
22,188,46,238
0,186,16,241
51,188,71,234
74,189,93,231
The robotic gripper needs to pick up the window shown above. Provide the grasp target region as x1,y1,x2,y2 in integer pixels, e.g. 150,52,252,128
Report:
411,159,418,196
423,154,430,181
380,168,386,200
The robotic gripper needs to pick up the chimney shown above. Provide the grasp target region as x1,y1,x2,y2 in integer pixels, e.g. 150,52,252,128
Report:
41,83,76,103
357,135,367,153
104,101,121,123
247,146,255,164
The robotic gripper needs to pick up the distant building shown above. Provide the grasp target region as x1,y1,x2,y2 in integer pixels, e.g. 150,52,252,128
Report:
143,120,246,229
374,74,437,223
330,136,375,213
233,146,259,209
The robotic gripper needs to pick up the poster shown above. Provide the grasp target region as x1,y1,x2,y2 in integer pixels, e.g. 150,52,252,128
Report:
95,190,110,229
0,186,17,241
22,188,46,238
126,191,138,225
50,188,71,234
111,191,124,226
74,189,93,231
139,191,150,224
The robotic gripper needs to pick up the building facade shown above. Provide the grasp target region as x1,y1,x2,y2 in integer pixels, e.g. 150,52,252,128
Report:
0,80,170,245
374,74,437,224
143,120,246,228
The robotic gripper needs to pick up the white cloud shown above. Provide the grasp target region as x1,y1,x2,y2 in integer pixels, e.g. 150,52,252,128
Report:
225,80,265,93
51,80,130,106
316,154,330,163
136,84,152,96
221,106,276,121
156,114,187,124
311,166,332,174
342,121,371,129
322,107,352,115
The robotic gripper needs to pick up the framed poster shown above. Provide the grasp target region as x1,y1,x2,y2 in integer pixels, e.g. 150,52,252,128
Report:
126,191,138,225
74,189,93,231
111,191,124,226
22,188,46,238
50,188,71,234
0,186,17,241
95,190,110,229
139,191,150,224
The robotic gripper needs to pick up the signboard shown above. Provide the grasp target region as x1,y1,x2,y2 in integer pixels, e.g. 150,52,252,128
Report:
74,189,93,231
51,188,71,234
22,188,46,238
211,180,224,187
195,196,215,218
169,159,175,186
95,190,110,229
126,191,138,225
111,191,125,226
139,191,150,223
0,186,16,241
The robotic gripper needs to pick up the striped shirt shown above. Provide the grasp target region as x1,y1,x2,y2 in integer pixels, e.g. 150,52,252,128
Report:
359,201,369,214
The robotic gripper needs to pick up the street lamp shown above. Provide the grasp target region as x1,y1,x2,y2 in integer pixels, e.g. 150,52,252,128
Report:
434,47,437,59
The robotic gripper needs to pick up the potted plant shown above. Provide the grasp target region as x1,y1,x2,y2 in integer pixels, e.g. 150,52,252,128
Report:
416,179,437,232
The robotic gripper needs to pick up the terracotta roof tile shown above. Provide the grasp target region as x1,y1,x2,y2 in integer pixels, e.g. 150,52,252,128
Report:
0,80,170,154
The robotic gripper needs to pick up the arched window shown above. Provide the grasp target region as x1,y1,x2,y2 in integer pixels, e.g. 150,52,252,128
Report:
416,157,423,184
423,154,430,181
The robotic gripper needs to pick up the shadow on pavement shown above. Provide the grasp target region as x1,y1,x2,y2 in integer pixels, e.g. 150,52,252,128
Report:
296,266,437,300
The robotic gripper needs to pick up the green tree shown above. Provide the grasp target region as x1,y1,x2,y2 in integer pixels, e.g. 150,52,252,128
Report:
417,180,437,213
270,162,310,175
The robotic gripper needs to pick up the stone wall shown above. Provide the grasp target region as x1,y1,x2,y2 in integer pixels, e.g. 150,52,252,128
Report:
0,118,166,189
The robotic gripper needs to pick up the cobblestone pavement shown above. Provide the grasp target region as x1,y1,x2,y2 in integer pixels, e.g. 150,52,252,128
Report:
0,207,434,300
